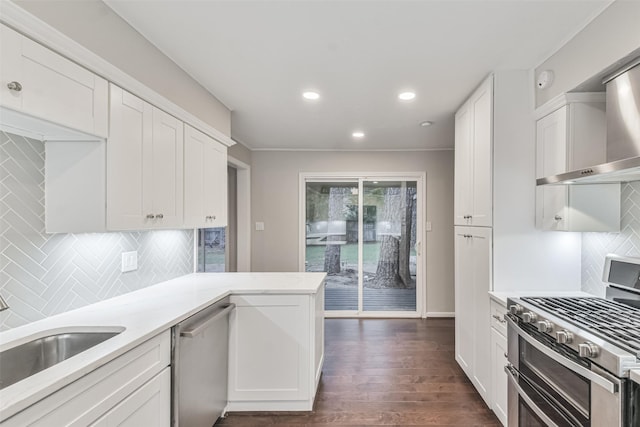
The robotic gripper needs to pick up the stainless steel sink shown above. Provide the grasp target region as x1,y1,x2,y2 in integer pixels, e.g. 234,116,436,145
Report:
0,328,124,390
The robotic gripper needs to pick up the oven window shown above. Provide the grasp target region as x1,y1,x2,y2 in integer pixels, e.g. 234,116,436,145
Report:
520,336,590,425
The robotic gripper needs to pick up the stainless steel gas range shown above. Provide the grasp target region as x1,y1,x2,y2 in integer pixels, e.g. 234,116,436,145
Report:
506,255,640,426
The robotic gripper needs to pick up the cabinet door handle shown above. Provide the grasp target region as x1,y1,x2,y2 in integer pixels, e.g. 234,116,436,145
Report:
492,314,506,324
7,81,22,92
156,213,164,219
554,215,563,221
146,214,155,219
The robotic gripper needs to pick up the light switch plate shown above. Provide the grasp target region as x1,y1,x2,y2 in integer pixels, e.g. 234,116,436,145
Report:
121,251,138,273
426,221,432,232
255,222,265,231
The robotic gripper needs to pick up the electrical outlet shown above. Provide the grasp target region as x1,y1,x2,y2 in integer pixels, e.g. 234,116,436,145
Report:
121,251,138,273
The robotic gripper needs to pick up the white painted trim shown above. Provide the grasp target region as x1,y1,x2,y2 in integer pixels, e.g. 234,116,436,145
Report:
426,312,455,318
534,92,606,120
228,156,251,272
192,228,199,273
0,1,235,148
253,147,453,152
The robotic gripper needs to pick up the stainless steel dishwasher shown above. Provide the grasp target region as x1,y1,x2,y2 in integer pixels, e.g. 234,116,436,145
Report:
172,298,235,427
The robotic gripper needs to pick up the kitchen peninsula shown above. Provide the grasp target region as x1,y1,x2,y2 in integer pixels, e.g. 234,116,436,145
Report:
0,272,325,425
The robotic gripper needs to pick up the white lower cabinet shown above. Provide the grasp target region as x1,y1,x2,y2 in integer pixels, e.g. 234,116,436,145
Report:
89,368,170,427
1,331,170,427
490,299,508,426
227,288,325,412
454,226,492,406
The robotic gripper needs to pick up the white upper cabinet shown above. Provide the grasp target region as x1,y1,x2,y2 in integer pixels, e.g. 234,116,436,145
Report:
0,24,108,138
108,84,184,230
454,76,493,227
184,124,228,228
150,108,184,228
535,93,620,231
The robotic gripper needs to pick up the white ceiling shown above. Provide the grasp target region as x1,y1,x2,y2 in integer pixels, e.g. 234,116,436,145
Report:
104,0,610,151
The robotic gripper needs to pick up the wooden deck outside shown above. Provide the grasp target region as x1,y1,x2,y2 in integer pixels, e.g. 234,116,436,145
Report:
325,288,417,312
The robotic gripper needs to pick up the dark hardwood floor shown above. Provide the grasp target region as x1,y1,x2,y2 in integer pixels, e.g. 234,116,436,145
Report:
218,318,500,426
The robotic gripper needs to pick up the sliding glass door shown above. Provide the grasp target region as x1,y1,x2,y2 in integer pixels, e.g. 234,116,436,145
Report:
302,175,423,317
305,181,359,310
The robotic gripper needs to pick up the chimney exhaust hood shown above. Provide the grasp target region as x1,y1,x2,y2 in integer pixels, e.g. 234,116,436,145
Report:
537,58,640,186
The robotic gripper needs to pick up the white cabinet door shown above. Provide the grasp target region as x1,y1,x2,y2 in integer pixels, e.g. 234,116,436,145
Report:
150,107,183,228
184,125,227,228
491,328,508,426
535,96,620,231
454,226,492,406
0,24,108,137
107,84,183,230
454,228,474,374
228,293,321,411
203,136,227,227
107,85,152,230
90,368,170,427
470,78,493,227
454,103,473,226
454,76,492,227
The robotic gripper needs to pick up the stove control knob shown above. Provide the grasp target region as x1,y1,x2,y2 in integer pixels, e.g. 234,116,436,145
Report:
578,342,599,358
522,312,538,323
537,320,553,333
509,304,523,315
555,330,573,344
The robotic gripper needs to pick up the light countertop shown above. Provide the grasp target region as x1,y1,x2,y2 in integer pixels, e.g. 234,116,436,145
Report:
0,272,326,421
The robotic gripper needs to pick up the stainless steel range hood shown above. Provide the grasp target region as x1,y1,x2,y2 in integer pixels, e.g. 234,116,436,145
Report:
537,58,640,186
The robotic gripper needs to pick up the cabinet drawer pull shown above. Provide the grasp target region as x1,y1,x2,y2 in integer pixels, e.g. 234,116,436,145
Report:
7,81,22,92
554,215,562,221
156,213,164,219
146,214,155,219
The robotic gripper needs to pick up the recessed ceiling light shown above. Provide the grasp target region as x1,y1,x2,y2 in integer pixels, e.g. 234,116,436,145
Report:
398,91,416,101
420,121,433,127
302,91,320,100
352,131,365,138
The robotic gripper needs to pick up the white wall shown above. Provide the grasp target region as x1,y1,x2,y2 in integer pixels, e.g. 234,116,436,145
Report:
13,0,231,136
250,150,454,314
492,70,582,292
535,0,640,107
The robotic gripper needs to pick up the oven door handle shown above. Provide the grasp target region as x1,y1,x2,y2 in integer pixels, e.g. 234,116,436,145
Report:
505,365,560,427
506,315,618,394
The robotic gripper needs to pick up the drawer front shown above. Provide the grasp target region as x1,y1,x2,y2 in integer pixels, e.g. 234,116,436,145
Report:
2,331,170,427
490,299,507,336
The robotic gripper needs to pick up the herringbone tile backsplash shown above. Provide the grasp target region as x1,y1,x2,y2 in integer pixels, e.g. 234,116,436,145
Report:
582,182,640,296
0,131,194,330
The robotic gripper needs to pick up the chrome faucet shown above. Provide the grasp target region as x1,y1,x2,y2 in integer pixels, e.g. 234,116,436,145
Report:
0,294,9,312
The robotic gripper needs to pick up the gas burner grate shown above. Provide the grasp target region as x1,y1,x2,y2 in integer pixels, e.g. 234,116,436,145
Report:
521,297,640,358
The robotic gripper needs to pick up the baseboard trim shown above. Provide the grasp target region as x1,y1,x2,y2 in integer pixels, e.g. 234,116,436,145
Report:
426,312,455,318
